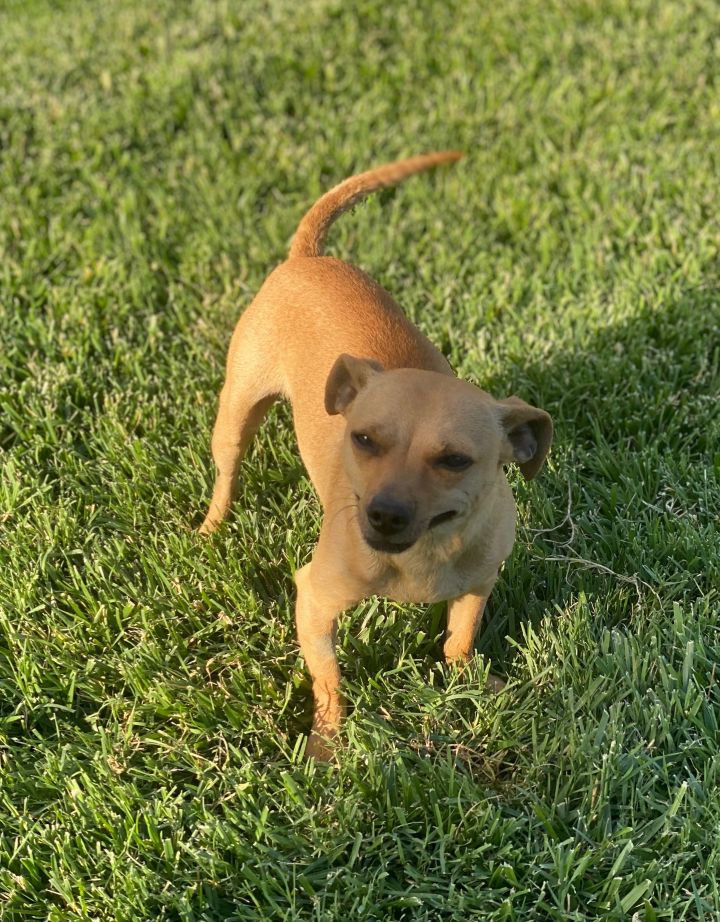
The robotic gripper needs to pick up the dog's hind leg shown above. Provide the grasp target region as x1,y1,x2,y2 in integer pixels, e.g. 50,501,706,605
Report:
199,322,281,534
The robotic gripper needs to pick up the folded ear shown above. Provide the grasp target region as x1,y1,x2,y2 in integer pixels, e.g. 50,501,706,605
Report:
325,355,384,415
497,396,553,480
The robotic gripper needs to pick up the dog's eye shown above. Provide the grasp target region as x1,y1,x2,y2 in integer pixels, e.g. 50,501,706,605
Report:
436,453,473,472
352,432,376,451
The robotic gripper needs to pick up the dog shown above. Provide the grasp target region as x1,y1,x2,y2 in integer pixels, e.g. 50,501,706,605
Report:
200,152,553,759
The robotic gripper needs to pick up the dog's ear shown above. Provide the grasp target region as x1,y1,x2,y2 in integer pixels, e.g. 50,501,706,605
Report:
497,397,553,480
325,355,384,415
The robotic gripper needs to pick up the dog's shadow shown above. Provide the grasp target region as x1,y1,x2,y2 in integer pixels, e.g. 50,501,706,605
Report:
474,283,718,662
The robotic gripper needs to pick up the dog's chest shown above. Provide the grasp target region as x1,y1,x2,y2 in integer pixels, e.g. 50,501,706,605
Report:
375,552,481,604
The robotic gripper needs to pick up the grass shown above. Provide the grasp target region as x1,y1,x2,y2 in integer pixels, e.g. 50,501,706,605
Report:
1,0,719,918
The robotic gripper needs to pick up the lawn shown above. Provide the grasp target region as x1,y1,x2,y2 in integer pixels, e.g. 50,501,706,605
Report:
1,0,719,918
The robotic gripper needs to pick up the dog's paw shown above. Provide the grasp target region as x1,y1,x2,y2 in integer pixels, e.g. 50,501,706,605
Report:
445,654,507,694
305,731,339,762
486,673,507,694
443,646,471,664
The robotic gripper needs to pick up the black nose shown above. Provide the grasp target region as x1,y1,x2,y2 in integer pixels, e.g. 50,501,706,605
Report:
366,496,413,536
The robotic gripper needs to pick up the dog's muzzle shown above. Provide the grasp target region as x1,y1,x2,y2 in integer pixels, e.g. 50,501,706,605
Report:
363,494,417,554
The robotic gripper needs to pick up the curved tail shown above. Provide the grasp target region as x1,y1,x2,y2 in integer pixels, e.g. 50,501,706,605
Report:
289,150,463,259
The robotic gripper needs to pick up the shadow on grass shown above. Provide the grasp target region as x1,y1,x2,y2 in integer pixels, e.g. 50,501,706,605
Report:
476,282,719,663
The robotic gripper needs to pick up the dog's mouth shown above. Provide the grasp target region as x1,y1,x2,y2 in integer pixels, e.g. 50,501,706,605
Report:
428,510,458,529
360,509,460,552
364,536,416,554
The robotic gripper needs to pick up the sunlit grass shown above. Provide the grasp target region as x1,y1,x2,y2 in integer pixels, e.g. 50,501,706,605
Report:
1,0,719,918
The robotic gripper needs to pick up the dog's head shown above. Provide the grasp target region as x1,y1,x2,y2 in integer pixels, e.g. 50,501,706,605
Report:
325,355,553,554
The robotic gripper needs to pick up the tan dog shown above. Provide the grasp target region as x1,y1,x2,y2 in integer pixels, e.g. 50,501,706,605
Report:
200,152,552,759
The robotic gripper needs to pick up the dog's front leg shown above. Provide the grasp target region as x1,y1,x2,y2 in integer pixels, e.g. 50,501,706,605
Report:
294,563,349,760
444,584,506,692
444,587,493,662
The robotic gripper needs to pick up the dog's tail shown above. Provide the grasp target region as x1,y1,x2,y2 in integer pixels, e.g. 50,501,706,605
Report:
288,150,463,259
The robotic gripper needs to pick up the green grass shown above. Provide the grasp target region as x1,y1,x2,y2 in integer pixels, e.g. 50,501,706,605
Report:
1,0,719,918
